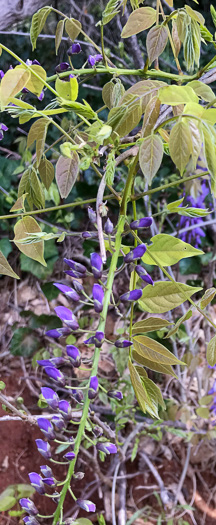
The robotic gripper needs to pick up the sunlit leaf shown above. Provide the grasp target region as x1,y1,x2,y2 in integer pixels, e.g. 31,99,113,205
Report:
146,25,168,65
159,85,199,105
0,251,19,279
139,134,163,185
108,95,142,137
38,158,55,190
121,7,156,38
55,76,78,101
133,335,184,365
132,317,172,335
30,7,52,50
138,281,202,313
188,80,215,103
169,120,193,175
25,65,46,96
102,0,121,25
185,5,205,25
56,152,79,198
133,351,177,377
0,68,30,108
65,18,82,41
143,234,203,267
13,216,46,266
142,377,165,409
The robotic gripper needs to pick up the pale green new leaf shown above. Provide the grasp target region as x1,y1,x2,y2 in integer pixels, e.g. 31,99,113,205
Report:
56,153,79,198
142,377,165,410
133,350,177,378
146,25,168,65
0,69,30,108
169,120,193,175
121,7,156,38
142,234,203,267
13,216,46,266
202,123,216,196
188,80,215,103
0,252,19,279
159,85,199,106
138,281,202,313
200,288,216,309
139,134,163,185
133,335,184,365
102,0,121,24
207,335,216,367
185,5,205,25
30,7,52,50
164,310,192,338
132,317,172,335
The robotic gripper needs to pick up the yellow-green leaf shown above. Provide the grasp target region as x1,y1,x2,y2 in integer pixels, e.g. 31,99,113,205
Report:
119,80,166,113
133,351,177,378
202,123,216,196
56,153,79,198
13,217,46,266
0,251,19,279
200,288,216,309
10,194,28,212
196,406,210,418
38,158,54,190
128,359,158,417
164,310,192,338
55,19,65,54
207,335,216,367
65,18,82,41
139,134,163,185
121,7,156,38
143,234,203,266
25,65,46,96
18,168,45,210
185,5,205,25
132,317,172,335
55,76,79,101
142,96,161,138
138,281,202,314
0,68,30,108
27,118,49,167
169,120,193,175
159,85,199,105
188,80,215,103
142,377,165,410
133,335,184,365
146,25,168,65
30,7,52,50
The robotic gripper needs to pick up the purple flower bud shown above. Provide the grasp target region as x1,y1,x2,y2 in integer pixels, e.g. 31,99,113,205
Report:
93,426,103,437
114,339,133,348
88,206,97,224
53,283,80,301
82,231,97,239
38,90,44,101
67,43,81,54
72,389,84,403
22,87,29,93
88,376,99,400
58,399,72,420
0,123,8,132
66,345,81,367
55,62,70,73
104,218,113,235
64,258,86,274
41,387,59,409
124,244,146,263
37,357,65,367
43,477,56,486
19,498,38,516
95,54,103,63
28,473,45,495
55,306,79,330
92,283,104,313
130,217,153,230
135,265,154,285
96,442,117,454
72,280,84,293
35,439,51,459
52,415,65,430
84,331,104,348
37,359,55,367
37,418,55,440
23,517,40,525
44,366,65,386
40,465,53,477
26,59,32,66
32,59,41,65
64,451,76,460
88,55,96,67
76,499,96,513
107,390,123,401
120,289,142,302
45,328,70,339
90,253,103,279
65,269,85,280
0,70,5,79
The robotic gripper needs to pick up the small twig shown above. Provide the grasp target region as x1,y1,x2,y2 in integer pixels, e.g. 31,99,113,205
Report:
174,443,192,505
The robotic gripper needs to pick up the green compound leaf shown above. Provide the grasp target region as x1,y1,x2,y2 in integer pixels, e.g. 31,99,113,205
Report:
143,234,203,266
102,0,121,25
133,335,184,365
132,317,172,335
56,152,79,198
169,119,193,175
139,134,163,185
13,216,46,266
121,7,156,38
138,281,202,313
0,251,19,279
207,335,216,367
146,25,168,65
30,7,52,50
133,350,177,378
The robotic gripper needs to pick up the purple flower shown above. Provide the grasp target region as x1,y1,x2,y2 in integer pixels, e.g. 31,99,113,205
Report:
82,231,97,239
55,62,70,73
37,357,65,367
88,55,96,67
38,90,44,101
90,252,103,279
92,283,104,313
65,269,85,279
40,465,53,477
0,123,8,141
120,289,142,302
43,477,56,486
52,415,65,430
19,499,38,516
23,517,40,525
72,389,84,403
84,331,104,347
95,54,103,63
107,391,123,401
104,218,113,235
66,345,81,367
130,217,153,230
28,473,45,495
135,265,154,285
58,399,72,420
37,418,55,440
45,327,70,339
35,439,51,459
69,42,82,54
208,380,216,395
178,182,209,248
96,442,117,454
88,376,99,400
41,387,59,409
44,366,65,386
114,339,132,348
76,499,96,512
64,258,86,274
72,280,84,293
53,283,80,301
64,451,76,460
124,244,146,263
0,70,5,78
88,206,97,224
55,306,79,330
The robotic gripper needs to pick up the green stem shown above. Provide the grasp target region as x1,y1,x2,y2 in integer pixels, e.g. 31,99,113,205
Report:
100,23,108,68
132,171,209,202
